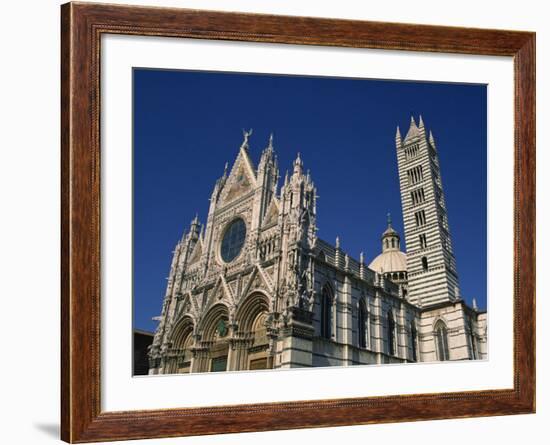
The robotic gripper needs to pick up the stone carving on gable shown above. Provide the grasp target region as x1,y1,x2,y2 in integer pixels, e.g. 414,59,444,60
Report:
224,164,253,203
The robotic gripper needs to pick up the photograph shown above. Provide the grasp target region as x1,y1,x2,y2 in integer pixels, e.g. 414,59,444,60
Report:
132,69,488,375
1,0,541,443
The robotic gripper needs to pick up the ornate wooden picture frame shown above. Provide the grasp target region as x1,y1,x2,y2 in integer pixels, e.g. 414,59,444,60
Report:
61,2,535,442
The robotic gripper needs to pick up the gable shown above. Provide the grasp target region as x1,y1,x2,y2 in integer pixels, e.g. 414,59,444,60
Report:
218,148,257,206
261,197,280,227
186,240,202,265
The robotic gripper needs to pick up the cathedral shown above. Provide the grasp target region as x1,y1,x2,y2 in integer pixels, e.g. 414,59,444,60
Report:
148,116,487,374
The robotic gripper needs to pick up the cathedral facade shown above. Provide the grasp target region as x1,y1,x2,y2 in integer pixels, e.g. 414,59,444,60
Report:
148,117,487,374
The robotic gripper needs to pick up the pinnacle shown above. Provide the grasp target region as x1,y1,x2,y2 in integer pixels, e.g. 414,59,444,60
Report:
396,126,401,140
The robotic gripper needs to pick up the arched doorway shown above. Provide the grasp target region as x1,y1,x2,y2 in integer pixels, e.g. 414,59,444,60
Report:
235,292,272,371
170,316,195,373
199,304,231,373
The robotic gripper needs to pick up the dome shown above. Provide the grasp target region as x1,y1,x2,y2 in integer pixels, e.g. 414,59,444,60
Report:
368,213,407,276
368,250,407,274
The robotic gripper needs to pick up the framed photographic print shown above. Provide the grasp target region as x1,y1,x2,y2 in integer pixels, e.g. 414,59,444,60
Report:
61,2,535,442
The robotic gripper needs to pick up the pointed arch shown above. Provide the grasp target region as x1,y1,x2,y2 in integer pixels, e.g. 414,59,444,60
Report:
170,315,195,373
469,319,479,360
234,291,272,371
434,319,450,361
358,297,369,348
320,283,334,339
199,303,230,341
171,316,195,349
410,320,418,361
387,309,396,356
235,292,270,333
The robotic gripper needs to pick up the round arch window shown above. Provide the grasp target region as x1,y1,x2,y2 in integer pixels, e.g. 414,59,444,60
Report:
220,218,247,263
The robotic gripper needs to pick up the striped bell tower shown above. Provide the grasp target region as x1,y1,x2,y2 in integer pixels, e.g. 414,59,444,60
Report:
396,116,460,307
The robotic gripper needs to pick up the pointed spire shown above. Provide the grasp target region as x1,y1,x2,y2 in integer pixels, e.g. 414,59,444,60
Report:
404,115,420,143
387,212,392,228
418,114,424,129
283,170,289,187
223,161,229,178
189,213,200,237
395,126,402,143
429,130,436,147
293,152,303,174
472,298,478,311
268,132,274,149
359,251,364,264
189,213,199,233
335,236,340,249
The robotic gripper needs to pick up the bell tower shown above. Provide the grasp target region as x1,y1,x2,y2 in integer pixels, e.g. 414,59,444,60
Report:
396,116,460,306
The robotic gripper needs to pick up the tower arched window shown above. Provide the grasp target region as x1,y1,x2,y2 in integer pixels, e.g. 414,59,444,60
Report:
320,286,333,339
422,256,429,271
358,299,368,348
387,310,396,356
434,321,449,361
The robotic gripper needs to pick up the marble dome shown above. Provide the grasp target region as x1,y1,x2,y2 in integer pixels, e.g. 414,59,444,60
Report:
368,213,407,275
368,249,407,274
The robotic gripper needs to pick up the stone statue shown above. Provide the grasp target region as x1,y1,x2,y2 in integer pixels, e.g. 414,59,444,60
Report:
242,128,253,145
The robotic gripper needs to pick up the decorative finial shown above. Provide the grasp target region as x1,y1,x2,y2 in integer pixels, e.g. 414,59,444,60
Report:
472,298,478,311
335,236,340,249
429,130,435,146
387,212,392,227
223,161,229,177
396,126,402,140
410,115,416,127
360,251,364,263
293,152,303,174
190,213,200,235
268,132,274,148
418,114,424,128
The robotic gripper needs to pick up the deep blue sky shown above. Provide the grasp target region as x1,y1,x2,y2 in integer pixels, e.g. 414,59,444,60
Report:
133,69,487,333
